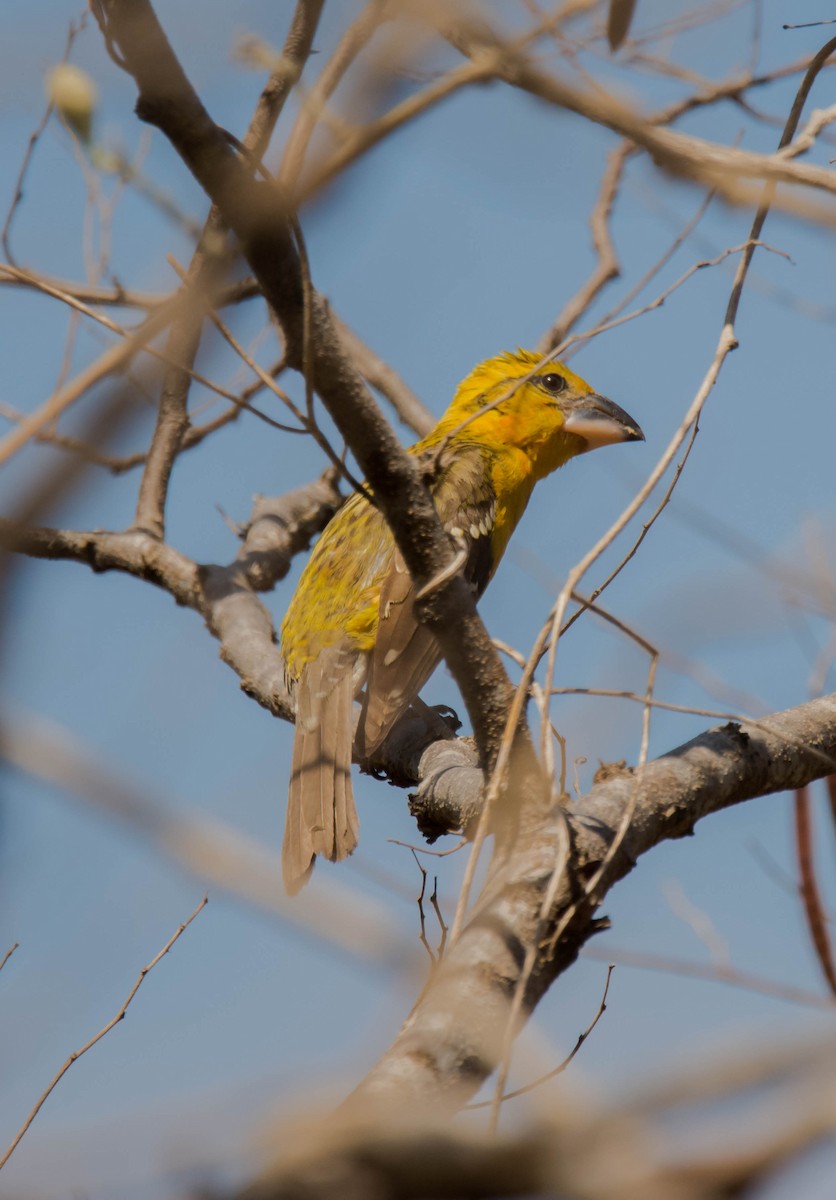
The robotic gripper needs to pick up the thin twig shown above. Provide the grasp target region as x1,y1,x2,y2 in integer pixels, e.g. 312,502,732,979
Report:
550,687,752,723
0,267,259,310
794,785,836,996
0,896,208,1171
0,944,19,974
0,276,234,468
538,144,625,352
412,850,436,964
552,42,836,646
388,837,467,858
1,19,84,262
467,964,614,1109
478,41,836,921
167,256,370,496
583,942,836,1008
429,876,448,960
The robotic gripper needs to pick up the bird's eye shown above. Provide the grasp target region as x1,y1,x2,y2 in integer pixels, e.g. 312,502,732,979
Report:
539,373,566,395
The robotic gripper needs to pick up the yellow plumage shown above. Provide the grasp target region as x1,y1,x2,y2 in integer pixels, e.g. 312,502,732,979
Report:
280,349,643,892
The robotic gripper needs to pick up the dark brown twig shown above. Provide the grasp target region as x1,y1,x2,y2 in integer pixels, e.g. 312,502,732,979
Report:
794,784,836,996
413,850,436,964
466,964,615,1109
827,775,836,844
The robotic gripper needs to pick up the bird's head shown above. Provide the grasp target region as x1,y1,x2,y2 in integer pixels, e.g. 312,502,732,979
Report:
436,349,644,479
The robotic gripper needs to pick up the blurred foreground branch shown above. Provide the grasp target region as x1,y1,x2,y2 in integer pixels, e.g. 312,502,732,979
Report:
244,1035,836,1200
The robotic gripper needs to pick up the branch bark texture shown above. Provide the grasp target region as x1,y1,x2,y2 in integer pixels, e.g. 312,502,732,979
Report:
351,695,836,1112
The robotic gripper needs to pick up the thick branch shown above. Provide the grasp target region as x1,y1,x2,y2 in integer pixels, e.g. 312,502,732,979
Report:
132,0,326,539
0,475,340,723
93,0,520,772
351,694,836,1111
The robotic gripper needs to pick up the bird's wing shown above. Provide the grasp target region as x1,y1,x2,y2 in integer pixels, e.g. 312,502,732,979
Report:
354,547,441,757
355,446,497,757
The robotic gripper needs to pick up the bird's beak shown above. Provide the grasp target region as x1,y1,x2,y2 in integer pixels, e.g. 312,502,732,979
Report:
562,393,645,451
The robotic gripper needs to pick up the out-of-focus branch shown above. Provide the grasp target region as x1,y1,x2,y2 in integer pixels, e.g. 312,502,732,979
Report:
0,288,187,468
290,22,836,217
0,267,228,309
278,0,389,189
471,30,836,206
536,45,834,353
0,710,406,965
242,1035,836,1200
583,941,836,1009
538,143,625,352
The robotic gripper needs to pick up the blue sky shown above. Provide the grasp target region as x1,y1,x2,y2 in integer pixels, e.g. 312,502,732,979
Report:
2,2,836,1196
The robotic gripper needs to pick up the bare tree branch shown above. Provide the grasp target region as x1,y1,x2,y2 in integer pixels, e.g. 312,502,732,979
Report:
241,1034,836,1200
0,287,186,467
91,0,524,779
0,896,208,1172
0,944,19,974
0,471,339,721
132,0,326,539
351,694,836,1112
0,710,405,964
794,783,836,995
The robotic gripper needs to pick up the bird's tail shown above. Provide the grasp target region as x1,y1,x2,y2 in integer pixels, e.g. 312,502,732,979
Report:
282,649,359,895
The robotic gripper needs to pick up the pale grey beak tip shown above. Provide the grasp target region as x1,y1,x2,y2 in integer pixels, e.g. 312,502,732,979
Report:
563,393,645,450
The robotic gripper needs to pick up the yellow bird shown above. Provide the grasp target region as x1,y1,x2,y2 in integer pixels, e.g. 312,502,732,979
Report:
280,349,643,892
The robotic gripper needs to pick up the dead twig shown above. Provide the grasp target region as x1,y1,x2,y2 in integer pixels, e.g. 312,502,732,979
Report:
794,784,836,996
0,896,208,1172
133,0,326,538
583,942,835,1009
467,964,614,1109
0,944,19,974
